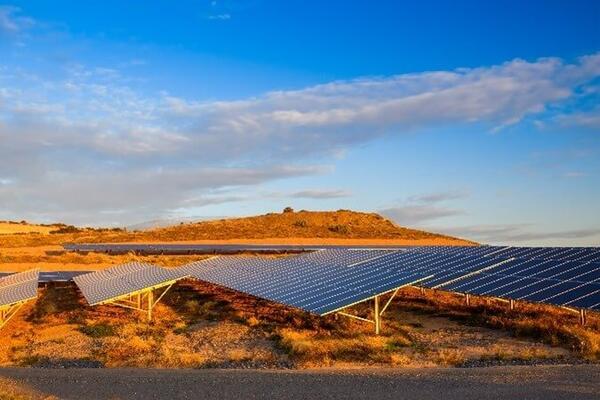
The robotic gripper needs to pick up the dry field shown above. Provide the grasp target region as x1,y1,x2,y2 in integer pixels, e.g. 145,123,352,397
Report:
0,223,56,236
0,278,597,369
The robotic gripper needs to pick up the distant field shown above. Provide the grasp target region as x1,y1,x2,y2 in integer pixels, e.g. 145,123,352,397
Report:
0,222,55,235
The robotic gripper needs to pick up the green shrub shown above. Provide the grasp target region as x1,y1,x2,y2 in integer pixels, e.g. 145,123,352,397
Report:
78,323,116,338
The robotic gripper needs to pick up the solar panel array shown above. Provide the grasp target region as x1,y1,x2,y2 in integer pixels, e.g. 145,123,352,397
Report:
402,246,600,310
182,246,600,314
9,244,598,317
182,249,431,315
0,269,39,307
74,262,190,305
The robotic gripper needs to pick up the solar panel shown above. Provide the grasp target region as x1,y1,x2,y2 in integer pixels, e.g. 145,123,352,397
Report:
0,269,39,307
74,262,189,305
441,258,600,310
484,247,600,263
183,250,430,315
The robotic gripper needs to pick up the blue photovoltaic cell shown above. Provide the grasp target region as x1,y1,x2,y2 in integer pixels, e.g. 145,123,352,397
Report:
439,257,600,310
183,250,431,315
0,270,39,307
74,262,190,305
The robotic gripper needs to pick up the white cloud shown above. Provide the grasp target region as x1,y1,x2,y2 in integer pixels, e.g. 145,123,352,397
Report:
1,53,600,224
0,6,34,35
561,171,588,178
0,164,326,225
380,205,463,226
379,189,467,226
407,190,469,204
436,224,600,245
289,189,352,199
557,108,600,129
207,13,231,20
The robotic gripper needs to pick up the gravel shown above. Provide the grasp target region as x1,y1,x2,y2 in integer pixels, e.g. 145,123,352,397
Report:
1,365,599,400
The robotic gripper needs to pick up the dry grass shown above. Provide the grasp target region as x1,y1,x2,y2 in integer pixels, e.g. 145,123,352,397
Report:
1,281,594,369
133,210,474,244
0,222,55,236
394,288,600,361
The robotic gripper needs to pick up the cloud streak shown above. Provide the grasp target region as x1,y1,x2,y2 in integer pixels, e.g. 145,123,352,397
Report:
379,189,467,226
437,224,600,244
289,189,352,199
0,6,34,36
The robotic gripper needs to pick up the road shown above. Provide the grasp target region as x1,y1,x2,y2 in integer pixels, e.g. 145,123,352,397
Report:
1,365,599,400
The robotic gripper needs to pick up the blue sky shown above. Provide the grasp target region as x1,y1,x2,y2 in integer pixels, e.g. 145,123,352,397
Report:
0,1,599,245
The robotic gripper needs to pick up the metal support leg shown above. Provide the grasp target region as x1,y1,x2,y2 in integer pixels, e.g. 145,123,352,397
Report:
580,309,587,326
509,299,515,311
0,303,25,330
465,294,471,306
420,287,425,295
147,290,153,321
374,296,381,335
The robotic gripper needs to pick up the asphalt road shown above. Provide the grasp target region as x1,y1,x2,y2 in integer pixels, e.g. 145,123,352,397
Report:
1,365,599,400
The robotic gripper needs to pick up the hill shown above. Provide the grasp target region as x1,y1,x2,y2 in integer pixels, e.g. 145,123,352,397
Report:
125,209,475,245
0,210,476,247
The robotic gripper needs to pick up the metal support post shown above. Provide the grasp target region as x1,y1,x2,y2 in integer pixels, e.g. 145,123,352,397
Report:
374,296,381,335
147,290,153,321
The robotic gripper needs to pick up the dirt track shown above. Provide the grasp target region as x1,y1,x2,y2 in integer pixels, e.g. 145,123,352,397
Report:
1,365,599,400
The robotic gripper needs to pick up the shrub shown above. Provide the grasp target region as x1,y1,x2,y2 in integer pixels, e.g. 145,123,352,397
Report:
283,207,294,213
78,323,116,338
50,225,82,234
328,224,349,234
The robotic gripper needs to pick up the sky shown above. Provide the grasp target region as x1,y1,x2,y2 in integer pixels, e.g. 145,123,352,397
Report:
0,1,599,246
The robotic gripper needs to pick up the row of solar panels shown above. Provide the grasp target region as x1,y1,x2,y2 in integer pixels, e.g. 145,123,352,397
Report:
3,248,599,323
412,245,600,263
0,271,89,283
64,243,600,263
63,243,340,255
74,249,600,314
0,270,40,309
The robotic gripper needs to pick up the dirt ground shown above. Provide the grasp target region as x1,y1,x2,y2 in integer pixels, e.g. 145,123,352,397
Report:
0,281,593,369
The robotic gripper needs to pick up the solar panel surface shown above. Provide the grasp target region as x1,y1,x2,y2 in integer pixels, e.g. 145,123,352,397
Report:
0,269,39,306
74,262,189,305
183,250,430,315
442,258,600,310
